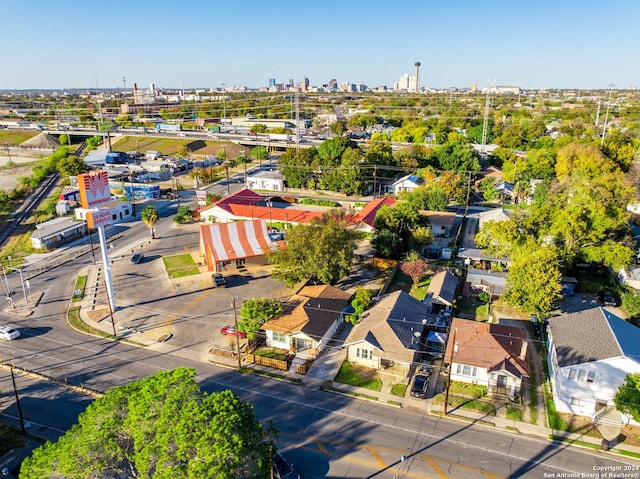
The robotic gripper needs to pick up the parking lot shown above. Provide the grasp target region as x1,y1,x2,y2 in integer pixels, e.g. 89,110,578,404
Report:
88,224,295,361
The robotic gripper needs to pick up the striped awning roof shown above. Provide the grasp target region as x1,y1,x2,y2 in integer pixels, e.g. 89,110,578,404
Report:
201,219,276,262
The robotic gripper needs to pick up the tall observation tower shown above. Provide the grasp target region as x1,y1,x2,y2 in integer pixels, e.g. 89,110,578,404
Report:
414,61,421,92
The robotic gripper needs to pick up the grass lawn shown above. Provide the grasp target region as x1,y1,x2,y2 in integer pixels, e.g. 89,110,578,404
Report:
386,270,412,294
72,275,88,302
334,360,383,391
448,381,487,398
113,136,250,159
255,348,289,360
432,393,497,415
506,407,524,421
0,424,24,455
162,254,200,278
412,276,432,301
456,296,489,321
391,383,408,397
0,130,40,145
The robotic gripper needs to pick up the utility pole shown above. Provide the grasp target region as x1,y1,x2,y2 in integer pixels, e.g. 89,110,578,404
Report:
225,163,230,195
481,88,491,157
595,96,601,127
231,298,242,370
443,328,458,415
601,85,615,147
10,368,26,433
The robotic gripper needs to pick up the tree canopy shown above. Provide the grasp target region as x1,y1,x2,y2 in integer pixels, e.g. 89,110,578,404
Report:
141,205,160,239
269,212,359,287
21,368,276,479
238,297,283,340
614,373,640,422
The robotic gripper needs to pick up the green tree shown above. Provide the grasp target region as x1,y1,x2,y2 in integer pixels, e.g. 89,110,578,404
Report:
173,205,194,224
250,123,268,133
503,247,562,317
373,202,429,257
141,205,159,239
21,368,276,479
349,286,373,323
269,212,358,287
238,297,283,340
56,155,86,177
614,373,640,422
59,134,69,146
478,177,500,202
329,120,347,136
432,138,480,172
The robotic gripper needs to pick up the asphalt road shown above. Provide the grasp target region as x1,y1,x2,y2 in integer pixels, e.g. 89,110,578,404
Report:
0,198,638,477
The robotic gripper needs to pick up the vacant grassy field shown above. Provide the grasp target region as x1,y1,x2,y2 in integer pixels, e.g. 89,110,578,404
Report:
0,130,40,145
112,136,249,158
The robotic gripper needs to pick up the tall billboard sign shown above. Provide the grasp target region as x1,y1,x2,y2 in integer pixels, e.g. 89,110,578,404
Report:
78,171,111,209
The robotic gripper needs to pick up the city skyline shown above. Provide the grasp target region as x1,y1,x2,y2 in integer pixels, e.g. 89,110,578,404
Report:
1,0,638,91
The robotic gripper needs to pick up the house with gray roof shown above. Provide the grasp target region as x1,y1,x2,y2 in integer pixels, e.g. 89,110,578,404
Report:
424,270,458,311
344,291,428,376
547,307,640,423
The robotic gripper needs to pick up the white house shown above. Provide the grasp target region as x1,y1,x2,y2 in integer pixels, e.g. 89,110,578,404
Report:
392,174,425,195
547,307,640,423
246,169,284,192
445,317,529,400
30,217,87,250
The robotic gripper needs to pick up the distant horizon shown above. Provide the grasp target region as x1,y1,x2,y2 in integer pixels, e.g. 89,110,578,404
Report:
1,0,638,91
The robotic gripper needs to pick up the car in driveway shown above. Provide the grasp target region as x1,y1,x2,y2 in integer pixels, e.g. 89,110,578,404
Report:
0,326,20,340
273,452,299,479
221,325,246,338
131,253,144,264
600,290,618,307
410,374,430,398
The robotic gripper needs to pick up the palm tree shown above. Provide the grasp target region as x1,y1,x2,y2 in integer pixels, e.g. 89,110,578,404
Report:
141,205,159,239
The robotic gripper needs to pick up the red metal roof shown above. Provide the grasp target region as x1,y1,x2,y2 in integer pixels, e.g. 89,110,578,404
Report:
350,196,396,227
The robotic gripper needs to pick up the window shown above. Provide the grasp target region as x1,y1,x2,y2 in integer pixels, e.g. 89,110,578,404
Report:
456,364,462,374
587,371,596,383
357,348,371,359
578,369,587,381
568,368,577,380
462,365,472,376
571,397,584,407
272,332,285,343
472,367,477,377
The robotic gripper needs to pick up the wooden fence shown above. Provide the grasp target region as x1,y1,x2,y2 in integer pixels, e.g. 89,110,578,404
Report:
246,353,290,371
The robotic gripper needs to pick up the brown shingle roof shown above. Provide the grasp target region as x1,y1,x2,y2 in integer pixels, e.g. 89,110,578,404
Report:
261,285,352,338
445,317,529,378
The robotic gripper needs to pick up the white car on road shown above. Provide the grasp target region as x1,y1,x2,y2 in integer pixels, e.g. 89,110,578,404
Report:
0,326,20,340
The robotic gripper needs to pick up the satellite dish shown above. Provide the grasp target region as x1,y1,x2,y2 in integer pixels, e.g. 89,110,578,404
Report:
414,331,421,338
422,318,428,325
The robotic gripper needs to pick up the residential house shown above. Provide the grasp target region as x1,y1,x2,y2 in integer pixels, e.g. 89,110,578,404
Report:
424,270,458,312
345,291,429,375
261,285,352,358
494,181,515,201
445,317,529,400
246,169,284,192
392,174,425,195
464,270,507,296
547,307,640,423
477,207,512,230
349,196,396,233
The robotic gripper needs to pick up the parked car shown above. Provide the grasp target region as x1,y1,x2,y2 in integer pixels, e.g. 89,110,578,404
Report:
410,374,430,398
0,326,20,340
273,452,300,479
131,253,144,264
221,325,246,338
600,290,618,307
213,273,226,288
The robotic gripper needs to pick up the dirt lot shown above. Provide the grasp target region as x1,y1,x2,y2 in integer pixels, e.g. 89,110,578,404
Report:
0,154,40,191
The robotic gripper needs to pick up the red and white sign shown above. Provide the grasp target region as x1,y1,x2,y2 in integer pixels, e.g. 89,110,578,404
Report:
86,209,113,229
78,171,111,209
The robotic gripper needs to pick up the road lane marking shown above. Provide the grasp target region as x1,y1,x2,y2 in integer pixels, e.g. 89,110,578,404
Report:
365,445,387,468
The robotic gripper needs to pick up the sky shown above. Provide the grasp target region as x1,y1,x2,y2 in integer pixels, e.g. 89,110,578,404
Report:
2,0,638,91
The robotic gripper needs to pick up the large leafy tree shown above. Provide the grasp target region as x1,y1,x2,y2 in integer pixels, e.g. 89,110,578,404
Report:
56,155,86,177
238,297,283,340
503,247,562,318
21,368,275,479
141,205,160,239
615,373,640,422
373,202,429,257
431,138,480,172
269,212,358,287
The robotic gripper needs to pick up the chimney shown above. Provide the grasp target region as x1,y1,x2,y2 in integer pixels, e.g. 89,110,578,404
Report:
133,82,138,104
520,339,528,360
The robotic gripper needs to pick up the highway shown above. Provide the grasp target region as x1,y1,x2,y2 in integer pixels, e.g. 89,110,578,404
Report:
0,204,638,477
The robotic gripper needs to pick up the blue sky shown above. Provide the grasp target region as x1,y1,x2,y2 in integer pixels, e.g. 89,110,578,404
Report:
2,0,638,90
